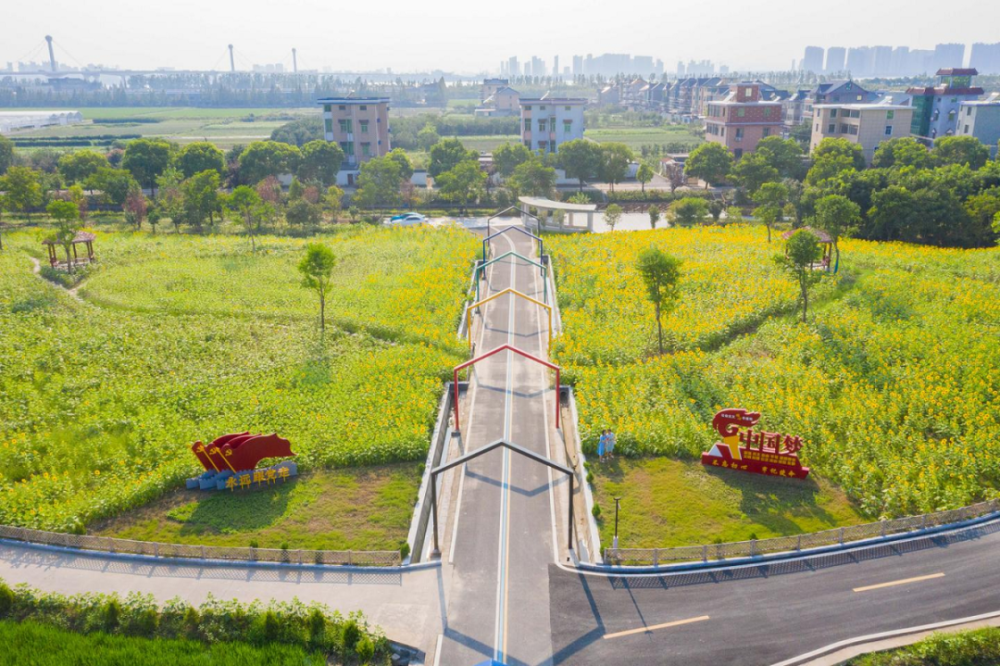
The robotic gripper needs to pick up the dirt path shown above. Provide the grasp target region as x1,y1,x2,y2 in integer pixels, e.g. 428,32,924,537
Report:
28,256,85,302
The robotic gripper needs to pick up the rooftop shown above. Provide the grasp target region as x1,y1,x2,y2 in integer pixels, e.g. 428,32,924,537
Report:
317,97,391,104
519,97,587,104
814,102,912,111
936,68,978,76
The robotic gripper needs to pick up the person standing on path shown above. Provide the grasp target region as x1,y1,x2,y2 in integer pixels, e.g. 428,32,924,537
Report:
598,430,607,463
607,430,616,460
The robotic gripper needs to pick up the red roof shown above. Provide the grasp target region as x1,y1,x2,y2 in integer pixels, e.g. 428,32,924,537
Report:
782,227,832,243
936,68,978,76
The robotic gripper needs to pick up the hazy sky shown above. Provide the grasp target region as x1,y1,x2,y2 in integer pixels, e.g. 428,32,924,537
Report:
4,0,1000,74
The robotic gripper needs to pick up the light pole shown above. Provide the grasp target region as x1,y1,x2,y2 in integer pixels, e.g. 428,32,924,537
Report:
613,496,621,550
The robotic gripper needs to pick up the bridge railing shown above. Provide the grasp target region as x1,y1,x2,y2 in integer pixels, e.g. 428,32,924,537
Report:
0,524,401,567
605,498,1000,567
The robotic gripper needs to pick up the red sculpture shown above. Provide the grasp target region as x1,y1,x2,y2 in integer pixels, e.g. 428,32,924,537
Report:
701,409,810,480
712,408,762,439
192,433,295,474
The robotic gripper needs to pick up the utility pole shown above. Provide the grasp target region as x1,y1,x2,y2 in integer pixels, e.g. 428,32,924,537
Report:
45,35,56,73
292,48,298,74
613,496,621,550
228,44,235,73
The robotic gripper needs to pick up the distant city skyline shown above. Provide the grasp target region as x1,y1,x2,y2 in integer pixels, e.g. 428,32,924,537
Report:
3,0,1000,75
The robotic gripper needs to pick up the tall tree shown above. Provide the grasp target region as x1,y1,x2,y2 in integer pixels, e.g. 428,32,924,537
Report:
123,185,148,232
435,160,486,213
663,162,685,194
238,141,302,185
685,143,733,189
775,229,824,322
598,142,633,193
636,246,682,354
508,156,557,198
386,148,414,182
226,186,265,251
175,142,226,179
730,153,779,196
752,181,788,242
872,137,933,169
0,135,13,175
154,168,185,233
669,197,709,226
493,142,532,178
298,140,345,187
636,163,654,193
0,167,43,218
807,138,865,185
648,204,660,229
934,136,990,170
429,138,476,178
58,150,110,185
354,156,403,209
122,139,174,195
558,139,602,191
755,136,804,179
813,194,860,270
182,170,223,230
47,200,81,272
604,203,623,232
298,243,336,332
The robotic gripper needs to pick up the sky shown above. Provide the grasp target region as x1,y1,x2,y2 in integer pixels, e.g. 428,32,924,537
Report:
4,0,1000,75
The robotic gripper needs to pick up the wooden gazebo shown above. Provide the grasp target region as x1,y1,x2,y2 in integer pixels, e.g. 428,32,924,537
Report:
43,231,96,269
782,227,833,271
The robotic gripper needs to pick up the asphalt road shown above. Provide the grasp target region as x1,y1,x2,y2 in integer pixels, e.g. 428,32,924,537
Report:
549,518,1000,665
436,226,562,666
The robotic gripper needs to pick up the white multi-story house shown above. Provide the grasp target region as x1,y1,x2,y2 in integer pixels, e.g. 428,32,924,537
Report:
519,96,586,153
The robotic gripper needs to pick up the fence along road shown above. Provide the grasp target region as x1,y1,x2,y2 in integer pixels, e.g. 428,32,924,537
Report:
434,225,566,665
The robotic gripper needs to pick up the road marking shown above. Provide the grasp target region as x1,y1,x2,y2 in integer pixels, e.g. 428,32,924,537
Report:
853,572,944,593
603,615,711,640
432,633,443,666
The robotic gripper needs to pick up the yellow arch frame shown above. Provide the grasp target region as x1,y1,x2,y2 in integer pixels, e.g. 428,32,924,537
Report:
465,287,552,352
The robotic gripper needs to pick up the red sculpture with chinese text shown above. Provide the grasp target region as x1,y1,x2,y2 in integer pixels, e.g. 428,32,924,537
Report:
700,408,810,480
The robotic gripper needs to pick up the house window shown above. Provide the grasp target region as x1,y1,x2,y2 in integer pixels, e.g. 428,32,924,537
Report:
339,119,352,133
737,108,746,117
849,126,859,136
744,87,753,96
763,127,771,138
734,148,743,159
539,105,546,110
323,105,331,113
964,124,970,133
565,106,571,111
360,105,367,111
360,121,369,133
563,120,572,134
764,107,772,117
338,105,346,111
840,124,848,134
856,95,862,101
967,107,973,116
539,141,548,151
735,128,743,141
324,119,333,134
885,125,893,136
828,124,836,133
830,109,837,118
887,110,894,119
538,120,547,131
948,110,956,122
361,143,371,157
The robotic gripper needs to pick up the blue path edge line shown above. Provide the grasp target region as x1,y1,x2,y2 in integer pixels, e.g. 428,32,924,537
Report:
577,511,1000,575
0,538,441,574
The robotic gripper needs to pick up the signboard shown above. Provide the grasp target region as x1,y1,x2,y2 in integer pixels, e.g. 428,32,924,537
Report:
700,409,810,480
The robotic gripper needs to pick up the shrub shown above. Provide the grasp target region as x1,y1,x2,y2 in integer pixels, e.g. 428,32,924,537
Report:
0,583,13,618
592,504,601,518
400,542,411,559
342,619,361,651
356,635,375,663
103,599,121,631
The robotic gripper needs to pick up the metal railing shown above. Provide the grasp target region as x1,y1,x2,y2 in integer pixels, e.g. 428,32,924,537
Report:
0,524,402,567
604,498,1000,567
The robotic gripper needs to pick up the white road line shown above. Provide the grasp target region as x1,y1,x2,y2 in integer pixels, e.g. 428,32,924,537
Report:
432,633,443,666
853,572,945,593
603,615,711,640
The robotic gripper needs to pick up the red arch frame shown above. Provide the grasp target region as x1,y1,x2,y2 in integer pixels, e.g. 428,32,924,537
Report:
452,344,561,430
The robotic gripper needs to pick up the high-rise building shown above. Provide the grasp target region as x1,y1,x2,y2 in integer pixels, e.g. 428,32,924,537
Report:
909,50,934,75
846,46,872,77
530,56,544,78
677,61,685,76
890,47,910,76
873,46,893,76
553,56,559,78
572,55,583,76
802,46,824,73
825,47,846,73
933,43,966,72
508,56,519,77
970,42,1000,74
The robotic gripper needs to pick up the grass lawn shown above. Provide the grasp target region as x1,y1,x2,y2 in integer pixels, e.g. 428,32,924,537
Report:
591,458,866,548
0,621,326,666
1,107,315,148
585,125,703,150
92,463,419,551
457,134,520,152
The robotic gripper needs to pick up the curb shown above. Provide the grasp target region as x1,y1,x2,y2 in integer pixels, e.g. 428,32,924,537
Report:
1,537,441,574
576,510,1000,575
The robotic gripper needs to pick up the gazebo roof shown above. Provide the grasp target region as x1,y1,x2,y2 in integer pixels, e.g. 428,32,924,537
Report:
42,231,96,245
518,196,597,212
782,227,832,244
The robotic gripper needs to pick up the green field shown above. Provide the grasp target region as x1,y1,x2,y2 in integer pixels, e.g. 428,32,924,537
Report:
584,125,703,149
456,134,521,152
0,621,327,666
551,226,1000,547
848,626,1000,665
0,225,477,544
1,107,315,148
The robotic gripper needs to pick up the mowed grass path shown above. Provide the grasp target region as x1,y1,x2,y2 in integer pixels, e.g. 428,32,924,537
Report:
0,226,477,546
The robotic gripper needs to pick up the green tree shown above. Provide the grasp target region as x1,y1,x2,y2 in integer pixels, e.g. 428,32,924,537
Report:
286,198,322,228
58,150,110,185
872,137,933,169
298,243,336,332
685,143,733,189
175,142,225,179
493,142,532,178
648,204,660,229
934,135,990,170
435,159,486,212
813,194,860,270
123,184,148,232
182,170,222,230
669,197,709,226
354,156,403,209
730,152,778,195
85,167,136,206
47,200,81,272
508,156,557,198
755,136,804,179
752,181,788,242
604,203,623,231
867,185,918,242
1,167,43,218
636,246,682,354
387,148,414,182
288,177,306,201
67,184,88,220
0,135,13,175
775,229,824,322
154,167,185,232
558,139,602,190
708,199,725,222
226,186,265,250
238,141,302,185
429,138,476,178
636,163,654,193
122,139,174,195
325,186,344,220
417,123,441,151
663,162,685,194
298,140,344,187
807,138,865,185
598,142,633,193
963,187,1000,243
